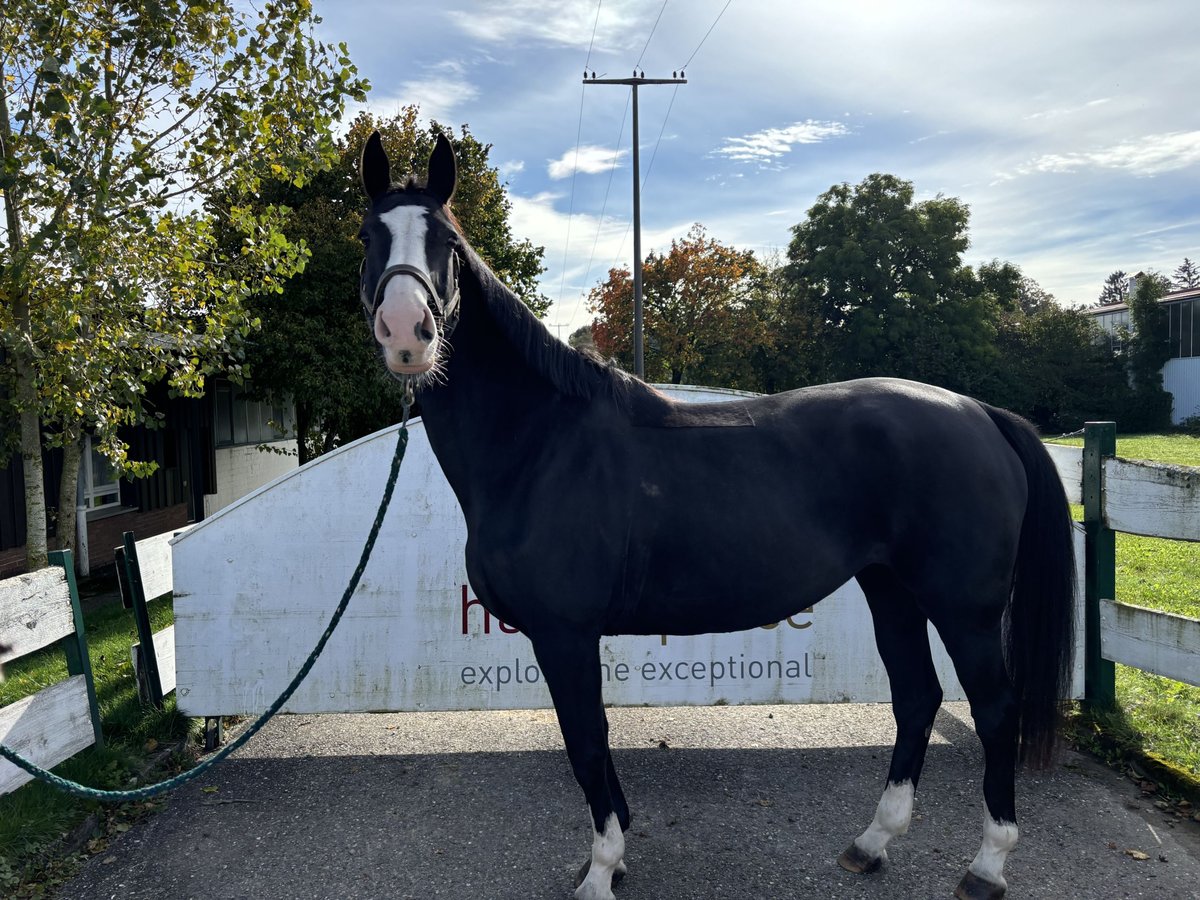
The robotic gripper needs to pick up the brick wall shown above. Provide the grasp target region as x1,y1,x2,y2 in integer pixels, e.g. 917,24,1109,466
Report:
88,503,190,571
0,502,189,578
0,547,26,579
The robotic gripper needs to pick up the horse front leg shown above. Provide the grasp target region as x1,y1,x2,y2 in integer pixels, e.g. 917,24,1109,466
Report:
532,632,630,900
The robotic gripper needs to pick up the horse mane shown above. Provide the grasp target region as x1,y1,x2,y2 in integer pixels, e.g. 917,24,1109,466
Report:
454,227,642,408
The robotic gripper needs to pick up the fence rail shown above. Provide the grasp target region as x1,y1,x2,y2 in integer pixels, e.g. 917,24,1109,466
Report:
1063,422,1200,705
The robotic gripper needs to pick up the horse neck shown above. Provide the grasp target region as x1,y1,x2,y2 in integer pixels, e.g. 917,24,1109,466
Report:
415,266,567,495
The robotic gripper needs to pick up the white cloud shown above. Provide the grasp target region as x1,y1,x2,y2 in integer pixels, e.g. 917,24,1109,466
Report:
447,0,647,51
508,190,691,330
1022,131,1200,177
547,145,628,180
713,120,849,163
345,61,478,126
498,159,526,180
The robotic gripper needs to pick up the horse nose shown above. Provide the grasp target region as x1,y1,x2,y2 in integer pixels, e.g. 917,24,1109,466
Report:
376,304,436,345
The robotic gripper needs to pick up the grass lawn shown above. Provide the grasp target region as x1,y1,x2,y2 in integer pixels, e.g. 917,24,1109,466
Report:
0,590,196,896
1048,431,1200,785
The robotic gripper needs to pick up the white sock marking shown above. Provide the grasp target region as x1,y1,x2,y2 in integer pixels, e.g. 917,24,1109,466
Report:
968,815,1018,888
853,780,915,860
575,812,624,900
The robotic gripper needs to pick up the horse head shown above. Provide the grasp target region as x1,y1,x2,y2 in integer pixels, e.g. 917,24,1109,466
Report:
358,131,462,380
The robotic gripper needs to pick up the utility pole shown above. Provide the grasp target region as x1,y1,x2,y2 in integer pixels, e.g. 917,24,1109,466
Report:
584,71,686,379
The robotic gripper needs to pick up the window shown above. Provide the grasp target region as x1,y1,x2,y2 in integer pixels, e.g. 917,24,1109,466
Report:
1167,299,1199,359
1094,309,1130,354
1191,299,1200,358
83,436,121,511
213,383,293,447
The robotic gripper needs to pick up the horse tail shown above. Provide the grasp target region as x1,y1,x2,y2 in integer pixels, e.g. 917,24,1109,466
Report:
981,404,1077,768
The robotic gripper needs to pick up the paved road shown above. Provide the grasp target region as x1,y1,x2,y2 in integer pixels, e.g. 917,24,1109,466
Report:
59,703,1199,899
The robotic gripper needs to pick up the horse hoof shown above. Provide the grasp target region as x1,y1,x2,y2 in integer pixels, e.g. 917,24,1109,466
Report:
954,870,1006,900
837,841,884,874
574,858,627,888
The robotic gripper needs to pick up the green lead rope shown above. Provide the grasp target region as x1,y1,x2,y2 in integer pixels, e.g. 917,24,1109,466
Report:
0,423,410,803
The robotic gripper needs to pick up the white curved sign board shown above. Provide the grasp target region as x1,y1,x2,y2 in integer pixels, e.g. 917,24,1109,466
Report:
173,385,1084,715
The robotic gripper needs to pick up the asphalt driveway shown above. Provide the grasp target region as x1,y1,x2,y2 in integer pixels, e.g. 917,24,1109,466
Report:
57,702,1200,899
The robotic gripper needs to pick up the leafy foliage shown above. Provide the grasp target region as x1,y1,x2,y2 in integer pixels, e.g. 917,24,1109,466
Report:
988,304,1131,432
0,0,367,565
1173,257,1199,290
1122,273,1174,430
1098,270,1130,305
588,224,774,388
779,174,997,394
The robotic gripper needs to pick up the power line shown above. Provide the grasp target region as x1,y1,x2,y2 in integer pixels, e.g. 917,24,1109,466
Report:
635,0,669,71
640,83,680,190
584,0,602,71
555,1,605,310
566,90,632,335
680,0,733,70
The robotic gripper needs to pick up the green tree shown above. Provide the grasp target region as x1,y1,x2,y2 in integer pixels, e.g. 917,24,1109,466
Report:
977,259,1055,315
1174,257,1199,290
781,174,996,393
227,109,549,461
1098,270,1129,306
989,304,1132,432
588,224,773,389
1123,273,1174,429
0,0,366,568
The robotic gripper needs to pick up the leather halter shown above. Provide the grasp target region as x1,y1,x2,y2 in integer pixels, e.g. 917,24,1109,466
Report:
361,253,461,337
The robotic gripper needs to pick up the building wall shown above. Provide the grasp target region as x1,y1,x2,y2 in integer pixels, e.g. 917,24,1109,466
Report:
203,439,298,518
1164,357,1200,424
0,502,191,579
87,503,190,569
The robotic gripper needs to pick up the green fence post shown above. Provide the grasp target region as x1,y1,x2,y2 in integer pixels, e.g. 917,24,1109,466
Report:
49,549,105,749
122,531,166,708
1082,421,1117,709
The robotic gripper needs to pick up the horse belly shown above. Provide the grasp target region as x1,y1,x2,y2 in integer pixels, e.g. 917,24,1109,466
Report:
615,497,866,636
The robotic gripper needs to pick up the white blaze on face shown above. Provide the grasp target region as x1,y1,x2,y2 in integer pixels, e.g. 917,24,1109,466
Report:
374,206,438,374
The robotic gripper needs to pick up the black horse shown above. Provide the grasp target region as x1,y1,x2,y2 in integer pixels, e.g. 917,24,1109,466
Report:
356,132,1075,900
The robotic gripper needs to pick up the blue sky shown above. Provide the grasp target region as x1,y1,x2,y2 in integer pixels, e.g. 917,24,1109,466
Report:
318,0,1200,335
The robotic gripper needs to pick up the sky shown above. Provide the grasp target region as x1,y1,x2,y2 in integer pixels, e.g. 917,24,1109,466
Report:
317,0,1200,336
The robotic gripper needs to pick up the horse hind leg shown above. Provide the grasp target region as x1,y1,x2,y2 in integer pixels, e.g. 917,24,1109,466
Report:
532,633,630,900
839,565,943,876
936,621,1020,900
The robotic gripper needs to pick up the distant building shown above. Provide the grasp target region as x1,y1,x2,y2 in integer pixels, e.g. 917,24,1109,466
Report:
0,379,297,577
1085,284,1200,424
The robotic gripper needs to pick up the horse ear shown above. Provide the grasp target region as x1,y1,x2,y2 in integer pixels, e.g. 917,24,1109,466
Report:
361,131,391,200
427,132,457,206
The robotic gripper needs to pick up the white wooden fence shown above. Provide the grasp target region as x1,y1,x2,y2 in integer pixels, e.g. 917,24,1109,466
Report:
1054,424,1200,697
0,551,103,796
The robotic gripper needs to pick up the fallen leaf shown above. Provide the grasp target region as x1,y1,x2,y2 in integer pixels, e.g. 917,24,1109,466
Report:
201,786,220,794
144,738,158,752
102,856,117,865
1126,849,1150,861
